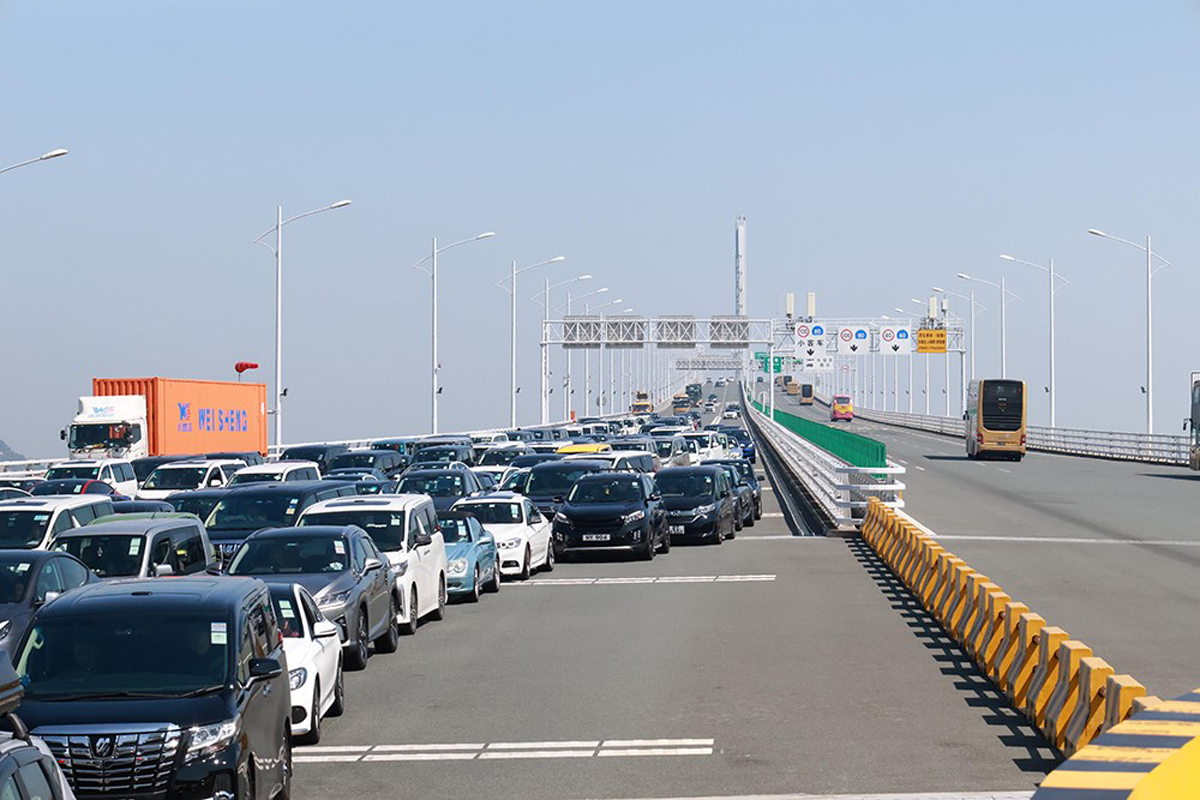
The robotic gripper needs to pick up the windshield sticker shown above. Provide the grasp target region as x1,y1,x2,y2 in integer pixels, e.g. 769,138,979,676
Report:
211,622,227,645
33,514,49,523
14,563,29,573
129,539,142,556
279,600,295,619
334,540,345,555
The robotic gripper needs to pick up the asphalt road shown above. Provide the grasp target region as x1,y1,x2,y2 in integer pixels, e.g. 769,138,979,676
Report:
779,392,1200,700
293,384,1053,800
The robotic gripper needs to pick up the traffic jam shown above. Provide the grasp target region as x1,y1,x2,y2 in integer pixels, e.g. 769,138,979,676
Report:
0,377,760,800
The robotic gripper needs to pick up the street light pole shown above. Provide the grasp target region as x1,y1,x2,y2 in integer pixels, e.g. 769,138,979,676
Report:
1000,254,1071,427
534,274,591,424
496,255,565,428
958,273,1018,382
0,148,68,176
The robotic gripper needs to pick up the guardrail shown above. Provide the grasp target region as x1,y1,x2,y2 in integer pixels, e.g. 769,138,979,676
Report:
743,385,904,530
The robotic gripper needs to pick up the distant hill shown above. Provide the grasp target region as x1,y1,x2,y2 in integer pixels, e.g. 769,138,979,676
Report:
0,440,25,461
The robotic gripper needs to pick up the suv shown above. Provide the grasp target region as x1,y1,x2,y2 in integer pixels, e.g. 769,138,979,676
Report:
44,460,137,498
14,578,292,800
298,496,448,636
395,469,483,512
0,551,97,658
552,472,669,560
0,497,116,550
203,481,357,562
656,466,739,545
228,461,321,485
279,445,349,475
327,450,406,478
136,460,243,500
131,455,197,486
51,518,215,578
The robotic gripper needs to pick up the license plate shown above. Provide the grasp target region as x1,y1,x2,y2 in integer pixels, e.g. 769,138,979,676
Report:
669,525,685,535
582,533,610,542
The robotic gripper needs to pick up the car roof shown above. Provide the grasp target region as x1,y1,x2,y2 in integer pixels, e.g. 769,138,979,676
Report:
574,471,643,482
659,465,724,474
303,494,429,513
458,492,522,503
50,459,129,467
248,524,359,539
282,444,346,452
57,518,197,537
37,577,267,616
0,496,111,511
218,480,339,495
401,468,469,477
236,461,318,473
334,449,395,457
0,549,59,565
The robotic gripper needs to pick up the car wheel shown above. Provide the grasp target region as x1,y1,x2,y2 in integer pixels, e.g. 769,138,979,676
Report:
711,524,724,545
467,565,481,602
400,587,419,635
519,546,532,580
485,559,501,593
657,525,671,554
374,594,400,653
345,609,369,671
278,727,293,800
754,501,762,521
429,576,447,620
327,662,345,717
542,543,555,572
639,535,655,560
734,509,744,532
239,764,254,800
297,682,321,745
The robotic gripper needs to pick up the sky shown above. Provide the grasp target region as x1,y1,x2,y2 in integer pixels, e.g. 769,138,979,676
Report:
2,1,1198,457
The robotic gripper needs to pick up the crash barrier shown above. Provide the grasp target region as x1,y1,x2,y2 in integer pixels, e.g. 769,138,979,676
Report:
747,393,904,530
862,498,1153,757
1032,687,1200,799
747,399,886,469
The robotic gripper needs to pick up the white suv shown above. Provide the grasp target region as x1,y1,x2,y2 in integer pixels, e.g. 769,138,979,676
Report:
297,495,448,634
45,459,137,498
227,460,321,485
0,496,117,549
136,459,245,500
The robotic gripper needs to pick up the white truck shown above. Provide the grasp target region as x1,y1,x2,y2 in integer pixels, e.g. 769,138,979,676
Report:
61,395,149,461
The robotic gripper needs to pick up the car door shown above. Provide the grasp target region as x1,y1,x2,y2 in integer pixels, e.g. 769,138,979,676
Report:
407,510,436,616
299,589,338,711
173,525,209,575
33,560,65,606
148,533,179,577
348,536,381,637
52,555,93,594
523,499,549,563
362,535,391,630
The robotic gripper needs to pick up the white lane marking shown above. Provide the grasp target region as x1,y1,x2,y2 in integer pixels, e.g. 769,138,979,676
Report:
913,465,926,471
998,467,1012,473
608,793,1033,800
760,486,773,492
373,743,483,752
656,575,718,582
298,736,717,764
602,738,714,747
937,534,1200,547
896,458,908,465
295,755,363,763
487,740,600,749
301,745,371,753
361,752,476,762
479,749,596,759
715,574,775,582
516,574,777,585
735,534,811,540
762,512,785,517
598,747,713,757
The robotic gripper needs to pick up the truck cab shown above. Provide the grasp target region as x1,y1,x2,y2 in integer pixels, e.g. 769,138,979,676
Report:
61,395,148,461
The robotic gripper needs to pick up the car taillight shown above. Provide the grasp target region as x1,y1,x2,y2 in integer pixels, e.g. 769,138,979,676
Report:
977,433,984,444
1020,434,1027,446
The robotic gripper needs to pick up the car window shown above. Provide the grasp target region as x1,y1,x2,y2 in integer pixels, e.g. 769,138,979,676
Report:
351,537,369,573
34,561,64,604
249,604,270,658
120,463,135,483
300,591,322,629
72,504,96,526
422,507,438,536
149,535,177,575
55,557,90,589
50,512,74,537
0,775,17,800
406,513,422,549
174,527,207,574
17,761,57,800
236,618,253,684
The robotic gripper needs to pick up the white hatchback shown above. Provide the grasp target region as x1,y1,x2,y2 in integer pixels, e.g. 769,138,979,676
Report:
452,493,553,580
270,582,344,744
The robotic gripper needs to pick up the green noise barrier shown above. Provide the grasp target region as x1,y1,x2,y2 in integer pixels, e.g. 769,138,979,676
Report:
750,399,887,469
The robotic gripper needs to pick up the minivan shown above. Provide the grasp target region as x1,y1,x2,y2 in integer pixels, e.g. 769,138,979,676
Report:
0,497,116,550
327,450,406,478
203,481,357,561
279,444,349,474
52,518,215,578
656,465,739,545
44,460,137,498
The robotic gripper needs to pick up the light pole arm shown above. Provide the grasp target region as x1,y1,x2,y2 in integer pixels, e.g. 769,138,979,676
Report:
412,231,497,275
495,256,566,292
0,149,68,175
253,201,352,251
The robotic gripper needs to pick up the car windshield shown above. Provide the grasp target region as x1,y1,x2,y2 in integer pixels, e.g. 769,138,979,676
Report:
834,396,851,405
53,535,145,577
436,517,472,544
302,510,405,552
499,470,528,491
732,462,753,481
229,535,349,575
527,467,596,496
653,440,675,458
397,475,465,497
414,449,457,463
656,473,715,499
170,495,223,519
0,560,35,604
46,465,100,480
228,472,283,485
458,503,521,525
143,467,207,490
479,449,523,466
206,493,301,531
568,479,642,504
0,511,52,548
16,613,232,700
331,454,379,469
31,481,88,496
271,592,305,639
283,448,327,463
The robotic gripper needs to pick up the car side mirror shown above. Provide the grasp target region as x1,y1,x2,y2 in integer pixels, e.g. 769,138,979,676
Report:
479,534,494,544
553,496,564,504
154,563,175,577
511,486,524,494
756,474,766,481
208,477,223,487
59,429,67,441
249,657,282,681
363,557,384,573
414,533,433,547
39,591,61,606
205,563,223,576
648,493,661,501
962,412,968,420
313,620,340,639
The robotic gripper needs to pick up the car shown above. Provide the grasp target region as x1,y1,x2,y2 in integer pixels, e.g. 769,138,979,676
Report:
280,444,350,474
131,454,199,486
556,442,613,455
411,437,475,466
349,479,399,496
29,479,127,500
227,460,321,485
651,435,693,467
0,666,80,799
471,469,500,491
528,441,565,454
15,577,292,800
521,459,610,520
474,444,534,478
44,460,137,498
0,488,29,501
562,451,657,473
228,525,399,671
723,408,741,420
552,472,669,560
298,495,448,636
436,510,499,602
656,466,739,544
704,458,762,521
51,518,215,578
508,453,563,471
324,468,391,482
108,499,177,514
720,427,756,462
0,550,97,657
90,510,202,526
502,430,539,444
369,438,421,458
0,497,116,550
679,431,723,461
707,462,755,530
205,450,266,467
395,468,483,512
165,487,241,522
203,481,357,563
266,581,344,744
0,479,43,494
498,468,530,493
136,459,243,500
831,395,854,421
452,493,553,580
327,450,406,478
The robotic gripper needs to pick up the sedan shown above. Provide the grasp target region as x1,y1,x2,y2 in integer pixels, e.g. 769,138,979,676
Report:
227,524,399,671
452,493,553,580
267,582,345,744
436,511,500,602
0,550,97,657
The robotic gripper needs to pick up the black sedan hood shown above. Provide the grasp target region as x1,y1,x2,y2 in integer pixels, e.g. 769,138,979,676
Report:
662,496,713,511
561,501,638,520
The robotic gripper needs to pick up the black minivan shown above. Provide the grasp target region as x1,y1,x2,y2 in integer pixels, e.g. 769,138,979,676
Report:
203,481,356,562
656,465,738,544
521,460,608,520
279,445,349,475
14,577,292,800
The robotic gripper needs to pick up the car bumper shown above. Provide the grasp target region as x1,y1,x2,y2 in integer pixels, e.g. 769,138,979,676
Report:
496,547,527,575
289,682,318,736
554,524,648,553
446,570,477,594
665,516,718,539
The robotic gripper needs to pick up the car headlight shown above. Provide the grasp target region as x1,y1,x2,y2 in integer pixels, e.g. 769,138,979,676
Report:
186,719,240,760
448,558,468,575
694,503,716,515
622,509,645,524
318,589,353,607
288,668,307,691
499,538,522,549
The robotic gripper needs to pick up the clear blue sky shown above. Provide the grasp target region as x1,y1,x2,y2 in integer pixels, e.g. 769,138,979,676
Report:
2,2,1197,456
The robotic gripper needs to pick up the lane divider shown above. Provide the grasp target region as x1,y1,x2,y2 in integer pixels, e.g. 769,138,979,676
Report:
296,738,716,764
512,574,777,586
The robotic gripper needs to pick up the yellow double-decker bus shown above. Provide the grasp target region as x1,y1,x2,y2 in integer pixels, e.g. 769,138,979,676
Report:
965,379,1026,461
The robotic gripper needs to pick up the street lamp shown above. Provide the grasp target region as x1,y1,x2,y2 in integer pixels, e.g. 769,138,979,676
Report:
958,273,1018,379
496,256,565,428
413,231,497,434
532,274,591,424
590,297,623,414
934,286,987,417
557,286,609,420
1087,229,1172,434
1000,254,1071,427
253,200,352,447
0,148,68,176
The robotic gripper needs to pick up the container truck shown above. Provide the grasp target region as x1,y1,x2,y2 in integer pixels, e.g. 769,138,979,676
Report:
685,383,703,406
62,377,268,460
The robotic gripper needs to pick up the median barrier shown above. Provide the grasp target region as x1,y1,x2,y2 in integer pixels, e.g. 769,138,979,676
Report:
1060,656,1114,756
991,600,1028,687
1005,612,1046,709
976,588,1011,676
1044,640,1093,751
964,582,1003,661
1026,627,1070,729
1103,675,1147,731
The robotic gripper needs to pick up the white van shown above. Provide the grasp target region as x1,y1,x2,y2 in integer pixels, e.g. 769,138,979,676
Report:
227,460,321,486
297,495,448,634
45,459,137,498
136,459,246,500
0,496,117,550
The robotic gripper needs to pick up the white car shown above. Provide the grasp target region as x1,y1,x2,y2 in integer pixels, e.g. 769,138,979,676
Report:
453,493,553,580
227,460,321,485
563,451,654,473
270,582,344,744
473,443,532,479
298,495,448,634
680,432,722,461
45,459,137,498
0,496,116,549
135,459,245,500
723,408,741,420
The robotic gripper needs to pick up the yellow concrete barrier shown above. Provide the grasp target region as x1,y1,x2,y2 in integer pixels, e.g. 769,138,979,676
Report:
931,556,966,626
1061,656,1113,756
991,600,1028,688
1026,626,1070,727
964,582,1003,661
1103,675,1146,732
1005,612,1046,709
955,572,991,649
1044,640,1094,751
976,589,1012,677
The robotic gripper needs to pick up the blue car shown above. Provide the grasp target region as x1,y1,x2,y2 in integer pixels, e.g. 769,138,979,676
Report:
721,427,756,463
437,510,500,602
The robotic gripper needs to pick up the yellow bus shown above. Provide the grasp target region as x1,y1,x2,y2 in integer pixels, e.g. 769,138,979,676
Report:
965,379,1026,461
799,384,814,405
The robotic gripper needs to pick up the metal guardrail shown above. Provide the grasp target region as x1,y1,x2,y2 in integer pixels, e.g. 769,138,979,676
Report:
743,385,904,530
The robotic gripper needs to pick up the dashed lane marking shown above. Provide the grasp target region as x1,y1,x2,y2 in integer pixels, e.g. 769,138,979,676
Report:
296,738,716,764
913,465,926,471
762,512,785,517
608,793,1033,800
515,575,777,586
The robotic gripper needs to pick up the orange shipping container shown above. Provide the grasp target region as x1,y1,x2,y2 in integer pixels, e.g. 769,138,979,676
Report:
92,377,268,456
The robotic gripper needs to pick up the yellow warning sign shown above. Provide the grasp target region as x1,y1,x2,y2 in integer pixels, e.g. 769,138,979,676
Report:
916,329,947,354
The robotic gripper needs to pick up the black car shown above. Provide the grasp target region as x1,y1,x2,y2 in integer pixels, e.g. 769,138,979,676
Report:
280,444,350,474
228,525,399,670
522,460,609,519
704,458,762,521
165,487,242,523
328,450,406,478
508,453,563,471
131,455,198,485
409,444,474,468
324,468,391,482
0,550,96,657
410,437,475,466
476,446,533,469
502,430,539,443
706,462,755,530
111,499,176,514
720,427,756,462
656,466,738,544
395,469,482,512
205,451,266,467
15,577,292,800
552,472,669,560
369,438,420,458
0,479,42,494
203,481,357,562
349,480,398,496
29,480,125,499
0,658,75,800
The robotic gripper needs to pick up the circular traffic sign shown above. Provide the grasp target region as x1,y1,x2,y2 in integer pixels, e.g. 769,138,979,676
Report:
882,328,895,342
796,324,810,338
840,364,850,373
812,325,825,336
839,328,853,342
